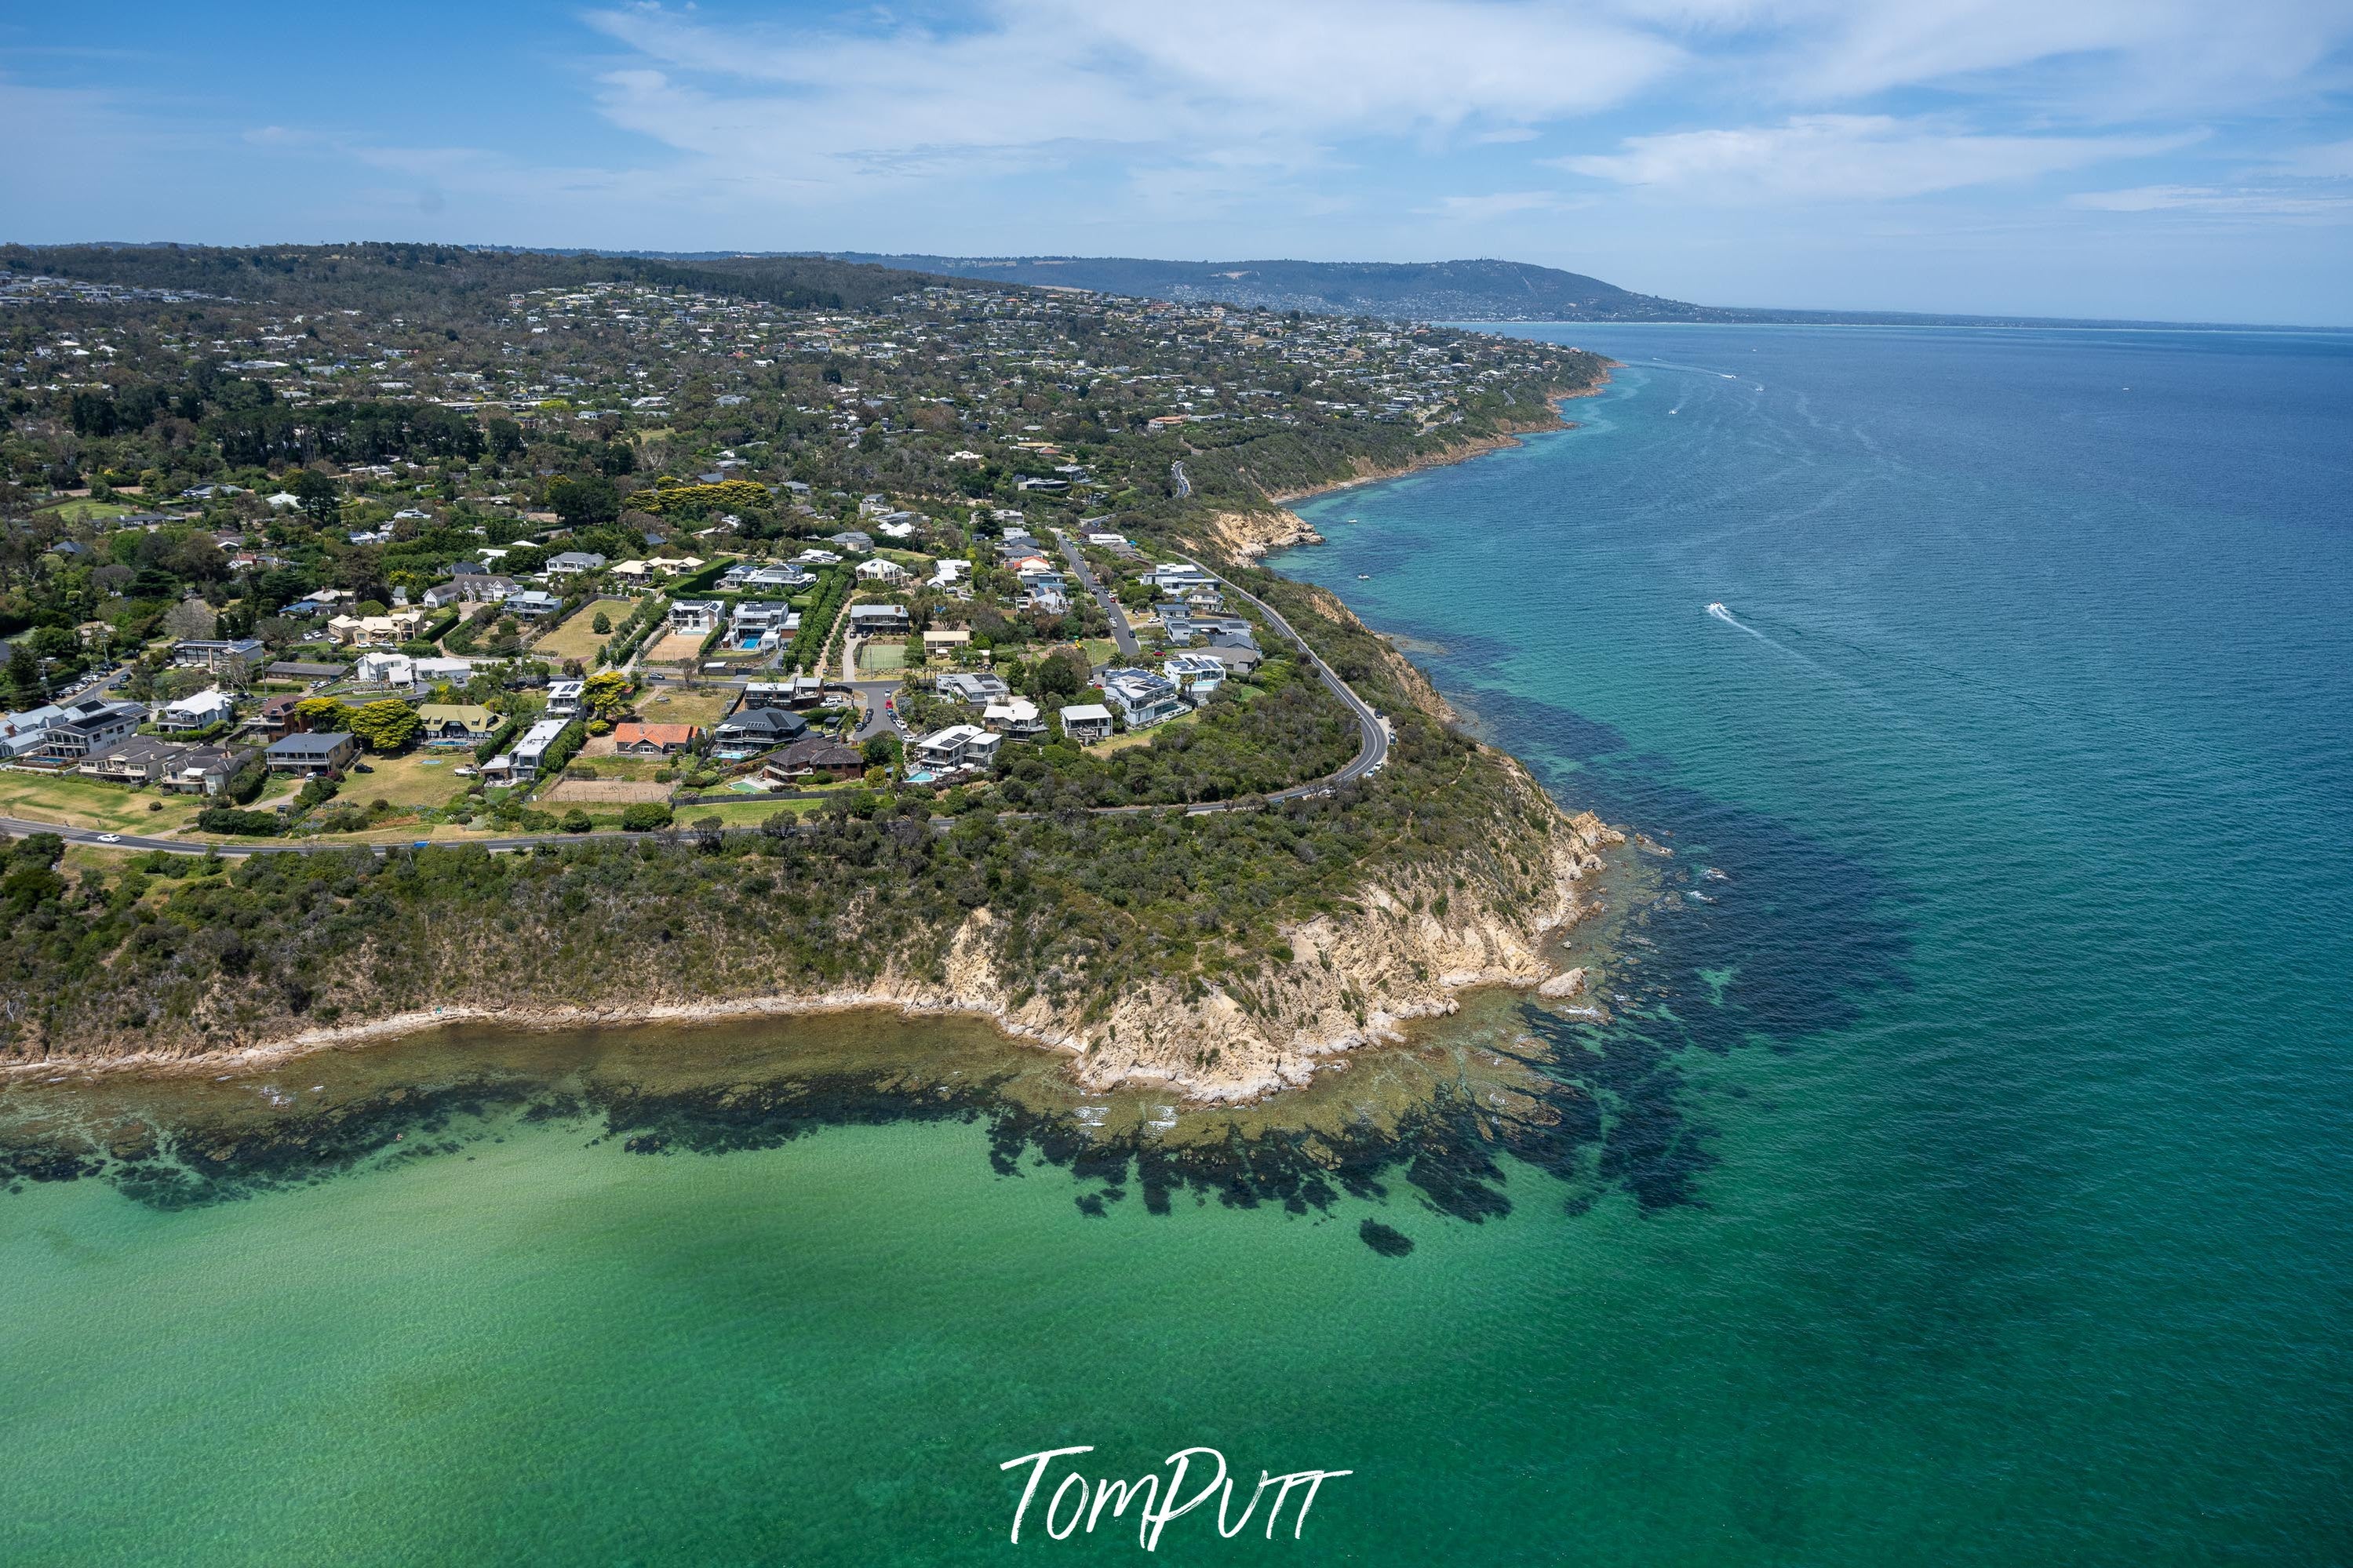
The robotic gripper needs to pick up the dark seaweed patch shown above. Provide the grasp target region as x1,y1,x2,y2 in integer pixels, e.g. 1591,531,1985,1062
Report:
1359,1219,1415,1257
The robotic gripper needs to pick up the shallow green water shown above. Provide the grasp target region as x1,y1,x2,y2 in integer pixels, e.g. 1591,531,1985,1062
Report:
6,326,2351,1564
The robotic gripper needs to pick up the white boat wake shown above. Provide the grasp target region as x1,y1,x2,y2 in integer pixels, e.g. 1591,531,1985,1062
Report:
1707,602,1772,644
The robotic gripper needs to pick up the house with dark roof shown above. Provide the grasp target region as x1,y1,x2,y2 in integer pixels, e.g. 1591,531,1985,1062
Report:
263,731,358,774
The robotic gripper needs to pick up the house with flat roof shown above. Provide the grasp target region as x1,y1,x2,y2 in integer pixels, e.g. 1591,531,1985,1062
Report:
910,723,1003,772
1099,668,1186,729
1162,653,1228,705
668,599,725,635
169,638,265,673
936,671,1010,706
847,603,910,635
264,731,358,774
483,718,570,784
1058,703,1115,744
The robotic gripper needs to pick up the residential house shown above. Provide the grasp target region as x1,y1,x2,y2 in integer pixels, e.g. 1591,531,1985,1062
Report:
1099,668,1187,729
162,743,257,796
1058,704,1115,745
328,608,425,646
923,628,972,657
855,556,909,584
712,707,809,751
544,551,607,578
33,699,144,763
827,531,874,555
1156,607,1258,651
763,737,864,783
501,591,563,620
80,736,188,785
719,562,815,593
982,697,1045,739
1,703,67,759
416,704,497,745
927,558,973,592
155,687,235,733
545,679,585,719
483,718,569,784
413,656,475,686
263,660,345,682
169,637,265,674
422,574,515,609
612,721,701,755
935,672,1011,707
246,694,306,739
669,599,726,636
1150,562,1219,595
730,601,799,646
263,731,359,774
847,603,910,636
909,724,1003,772
1162,653,1228,704
354,650,416,688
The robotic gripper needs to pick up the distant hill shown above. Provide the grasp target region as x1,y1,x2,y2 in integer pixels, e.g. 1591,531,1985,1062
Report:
830,254,1735,323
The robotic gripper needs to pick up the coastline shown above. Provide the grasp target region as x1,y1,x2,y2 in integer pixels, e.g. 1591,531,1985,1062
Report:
1266,369,1614,508
7,398,1629,1108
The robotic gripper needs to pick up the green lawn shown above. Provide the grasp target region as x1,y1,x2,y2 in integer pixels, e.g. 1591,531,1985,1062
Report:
0,769,209,833
638,688,735,728
531,599,633,662
342,751,473,813
38,498,137,524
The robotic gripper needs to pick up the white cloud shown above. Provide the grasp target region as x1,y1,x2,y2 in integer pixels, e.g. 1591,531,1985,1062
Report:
1556,114,2199,201
2069,184,2353,217
2264,136,2353,180
577,0,1682,194
1422,191,1582,220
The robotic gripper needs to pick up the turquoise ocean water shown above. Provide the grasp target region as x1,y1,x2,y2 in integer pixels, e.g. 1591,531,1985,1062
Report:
5,325,2350,1564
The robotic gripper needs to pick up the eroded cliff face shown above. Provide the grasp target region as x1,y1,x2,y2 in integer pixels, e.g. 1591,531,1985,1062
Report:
11,578,1625,1104
1205,508,1324,561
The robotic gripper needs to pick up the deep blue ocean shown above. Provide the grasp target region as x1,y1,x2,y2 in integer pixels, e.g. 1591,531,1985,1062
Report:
1274,323,2353,1560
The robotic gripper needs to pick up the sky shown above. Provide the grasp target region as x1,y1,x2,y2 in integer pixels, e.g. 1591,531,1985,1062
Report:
4,1,2351,323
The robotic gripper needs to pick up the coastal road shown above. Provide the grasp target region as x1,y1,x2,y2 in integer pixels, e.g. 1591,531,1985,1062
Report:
1203,571,1390,798
1170,460,1191,499
1052,529,1141,661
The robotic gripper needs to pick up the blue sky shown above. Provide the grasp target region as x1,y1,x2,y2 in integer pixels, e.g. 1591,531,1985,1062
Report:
5,1,2351,322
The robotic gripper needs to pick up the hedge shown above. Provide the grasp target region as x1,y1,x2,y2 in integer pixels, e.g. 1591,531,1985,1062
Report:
196,806,280,837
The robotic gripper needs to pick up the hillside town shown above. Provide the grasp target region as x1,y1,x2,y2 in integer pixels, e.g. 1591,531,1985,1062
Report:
0,246,1600,845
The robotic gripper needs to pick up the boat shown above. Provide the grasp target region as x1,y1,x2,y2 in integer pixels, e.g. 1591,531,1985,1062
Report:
1707,602,1728,616
1357,573,1371,580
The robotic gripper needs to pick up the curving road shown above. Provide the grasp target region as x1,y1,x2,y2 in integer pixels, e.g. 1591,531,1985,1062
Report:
1203,571,1390,799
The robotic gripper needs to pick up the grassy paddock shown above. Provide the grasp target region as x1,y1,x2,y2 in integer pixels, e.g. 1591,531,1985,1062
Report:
532,598,634,662
0,769,209,833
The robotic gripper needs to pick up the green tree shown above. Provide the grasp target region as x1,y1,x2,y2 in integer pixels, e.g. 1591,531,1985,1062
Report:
292,697,353,732
580,671,632,722
561,807,593,834
347,699,420,754
620,802,672,832
290,467,341,528
592,609,613,635
548,474,621,527
1036,649,1087,699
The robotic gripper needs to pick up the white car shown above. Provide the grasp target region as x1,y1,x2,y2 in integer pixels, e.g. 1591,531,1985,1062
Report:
97,833,121,844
